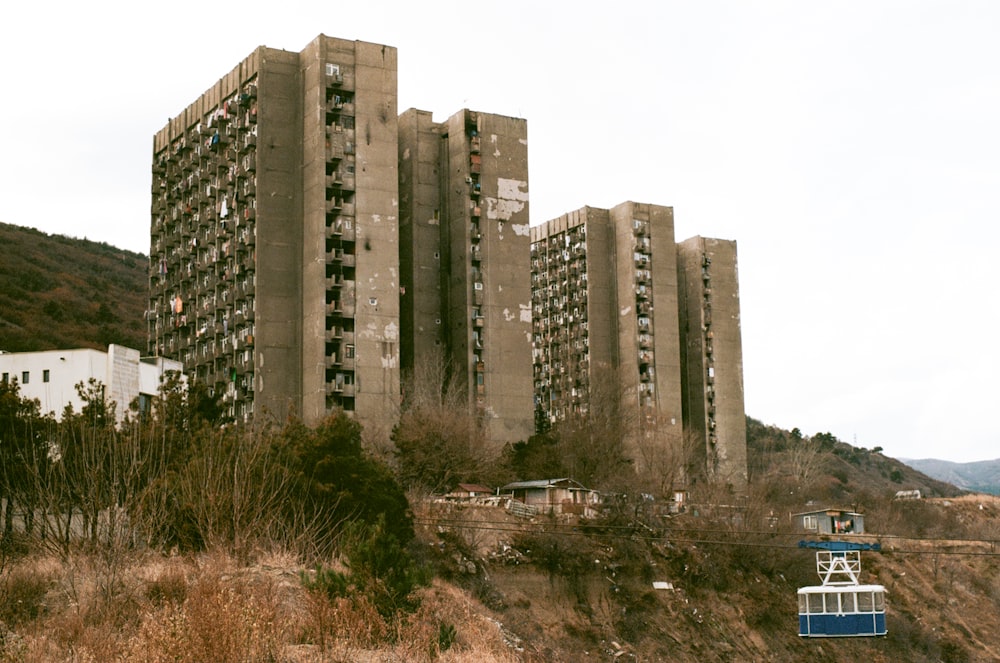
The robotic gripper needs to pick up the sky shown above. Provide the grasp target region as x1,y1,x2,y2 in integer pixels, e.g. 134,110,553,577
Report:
1,2,997,462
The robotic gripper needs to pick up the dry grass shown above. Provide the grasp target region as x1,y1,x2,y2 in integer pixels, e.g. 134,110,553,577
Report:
0,548,524,663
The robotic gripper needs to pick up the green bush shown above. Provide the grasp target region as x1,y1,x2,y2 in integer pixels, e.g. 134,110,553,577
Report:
300,564,350,601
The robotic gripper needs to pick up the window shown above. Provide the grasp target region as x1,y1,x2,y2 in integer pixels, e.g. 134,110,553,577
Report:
344,344,354,359
807,593,824,613
43,369,50,383
325,63,340,76
840,592,856,613
22,371,29,384
1,373,7,383
803,515,818,530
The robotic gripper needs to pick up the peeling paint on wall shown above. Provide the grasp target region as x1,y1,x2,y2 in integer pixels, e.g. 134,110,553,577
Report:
402,148,410,160
384,321,398,341
486,197,526,221
519,304,532,323
372,214,381,223
511,223,529,236
498,178,529,202
620,305,633,316
502,308,514,321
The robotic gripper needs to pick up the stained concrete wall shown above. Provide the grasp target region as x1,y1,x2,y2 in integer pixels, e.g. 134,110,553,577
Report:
677,236,747,489
398,109,444,375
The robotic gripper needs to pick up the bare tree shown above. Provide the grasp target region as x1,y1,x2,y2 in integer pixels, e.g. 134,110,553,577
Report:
550,363,634,490
393,349,489,493
173,423,299,560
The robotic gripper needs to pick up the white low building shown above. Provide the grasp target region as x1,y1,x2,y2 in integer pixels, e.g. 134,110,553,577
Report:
0,344,182,422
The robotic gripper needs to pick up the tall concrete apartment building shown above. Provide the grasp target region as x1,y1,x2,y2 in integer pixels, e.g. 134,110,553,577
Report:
530,203,746,488
148,35,401,433
148,34,533,445
677,237,747,485
398,109,534,446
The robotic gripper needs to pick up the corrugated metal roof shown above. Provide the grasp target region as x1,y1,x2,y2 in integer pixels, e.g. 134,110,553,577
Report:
500,478,588,491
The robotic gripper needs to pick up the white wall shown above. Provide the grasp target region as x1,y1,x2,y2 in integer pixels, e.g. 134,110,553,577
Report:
0,345,182,421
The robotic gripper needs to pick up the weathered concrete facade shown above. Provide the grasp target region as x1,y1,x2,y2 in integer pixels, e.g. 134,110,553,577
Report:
398,109,534,448
530,203,747,490
677,236,747,488
149,35,399,433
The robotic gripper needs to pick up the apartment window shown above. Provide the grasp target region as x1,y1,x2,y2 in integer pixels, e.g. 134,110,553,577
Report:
803,515,818,530
43,370,50,383
325,63,340,76
344,344,355,359
2,373,7,383
22,371,29,384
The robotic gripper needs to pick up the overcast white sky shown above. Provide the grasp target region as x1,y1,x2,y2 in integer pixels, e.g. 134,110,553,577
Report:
1,2,997,462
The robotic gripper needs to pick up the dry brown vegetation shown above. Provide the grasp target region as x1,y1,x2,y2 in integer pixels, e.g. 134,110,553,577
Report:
0,548,524,662
3,421,1000,662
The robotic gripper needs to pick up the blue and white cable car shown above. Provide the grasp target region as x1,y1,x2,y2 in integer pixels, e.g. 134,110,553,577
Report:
797,541,887,637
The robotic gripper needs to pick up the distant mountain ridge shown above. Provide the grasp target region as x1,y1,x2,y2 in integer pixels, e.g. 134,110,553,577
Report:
0,222,147,353
901,457,1000,496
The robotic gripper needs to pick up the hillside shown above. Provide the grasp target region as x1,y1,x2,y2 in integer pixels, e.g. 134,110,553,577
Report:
414,492,1000,662
0,222,147,353
902,457,1000,496
4,418,1000,661
403,426,1000,662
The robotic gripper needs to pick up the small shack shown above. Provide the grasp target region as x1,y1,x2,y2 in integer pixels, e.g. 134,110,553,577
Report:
500,478,601,517
793,508,865,535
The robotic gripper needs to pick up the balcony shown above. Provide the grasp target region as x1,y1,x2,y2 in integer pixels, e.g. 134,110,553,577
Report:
327,382,356,397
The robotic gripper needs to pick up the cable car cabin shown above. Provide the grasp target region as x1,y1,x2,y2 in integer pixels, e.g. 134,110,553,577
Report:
797,541,886,637
797,584,887,637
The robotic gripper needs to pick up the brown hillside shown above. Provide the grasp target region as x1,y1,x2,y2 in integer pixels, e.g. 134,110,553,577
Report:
413,493,1000,662
0,222,147,352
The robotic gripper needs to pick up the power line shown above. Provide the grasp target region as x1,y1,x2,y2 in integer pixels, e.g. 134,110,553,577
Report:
413,516,1000,557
